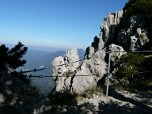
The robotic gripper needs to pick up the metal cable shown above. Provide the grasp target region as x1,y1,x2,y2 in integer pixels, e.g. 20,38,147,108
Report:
20,50,152,74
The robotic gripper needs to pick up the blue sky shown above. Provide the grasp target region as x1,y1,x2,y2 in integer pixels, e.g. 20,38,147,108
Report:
0,0,128,49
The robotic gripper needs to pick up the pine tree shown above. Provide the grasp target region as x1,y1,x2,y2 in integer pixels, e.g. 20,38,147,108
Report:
0,42,29,84
0,42,27,70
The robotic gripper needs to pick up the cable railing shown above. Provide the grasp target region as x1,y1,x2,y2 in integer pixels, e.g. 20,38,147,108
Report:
27,74,97,78
20,67,50,73
19,50,152,79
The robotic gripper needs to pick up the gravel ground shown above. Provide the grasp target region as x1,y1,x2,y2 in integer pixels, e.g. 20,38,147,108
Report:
45,89,152,114
0,89,152,114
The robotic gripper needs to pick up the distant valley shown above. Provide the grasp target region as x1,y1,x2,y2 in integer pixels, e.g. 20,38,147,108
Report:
5,43,85,94
20,47,85,94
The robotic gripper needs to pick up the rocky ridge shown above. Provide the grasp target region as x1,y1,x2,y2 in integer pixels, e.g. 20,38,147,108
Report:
52,10,129,94
51,0,151,94
52,8,150,94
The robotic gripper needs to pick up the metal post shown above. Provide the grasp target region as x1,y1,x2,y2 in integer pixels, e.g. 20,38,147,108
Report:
106,52,111,97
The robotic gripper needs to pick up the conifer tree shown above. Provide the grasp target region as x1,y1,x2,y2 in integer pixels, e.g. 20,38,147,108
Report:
0,42,29,84
0,42,27,70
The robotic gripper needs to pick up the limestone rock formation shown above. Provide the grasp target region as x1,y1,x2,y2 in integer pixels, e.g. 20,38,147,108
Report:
109,44,126,62
52,38,107,94
100,10,150,51
71,53,107,93
51,8,150,94
52,48,80,92
51,11,126,94
69,37,107,93
101,10,123,45
115,16,150,51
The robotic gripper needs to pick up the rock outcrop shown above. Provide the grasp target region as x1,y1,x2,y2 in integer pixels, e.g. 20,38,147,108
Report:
109,44,126,62
52,48,80,92
52,37,107,94
51,11,126,94
115,16,150,51
101,10,123,43
101,10,150,51
69,37,107,93
51,8,150,94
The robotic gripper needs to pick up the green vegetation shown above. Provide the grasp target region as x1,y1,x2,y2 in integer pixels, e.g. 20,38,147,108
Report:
114,0,152,88
0,42,30,84
123,0,152,26
48,86,103,105
0,42,40,107
73,86,103,102
115,52,152,90
122,0,152,37
113,0,152,50
80,86,103,98
0,42,27,70
117,53,145,77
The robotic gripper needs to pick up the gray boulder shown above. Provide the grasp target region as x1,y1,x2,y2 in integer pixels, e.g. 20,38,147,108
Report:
109,44,126,62
71,52,107,93
52,48,80,93
52,44,107,94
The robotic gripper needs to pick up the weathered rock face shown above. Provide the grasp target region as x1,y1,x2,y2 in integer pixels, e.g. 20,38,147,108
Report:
51,11,126,94
51,9,150,94
115,16,150,51
52,48,80,92
109,44,126,62
71,53,107,93
70,37,107,93
101,10,123,45
100,10,150,51
52,37,107,94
